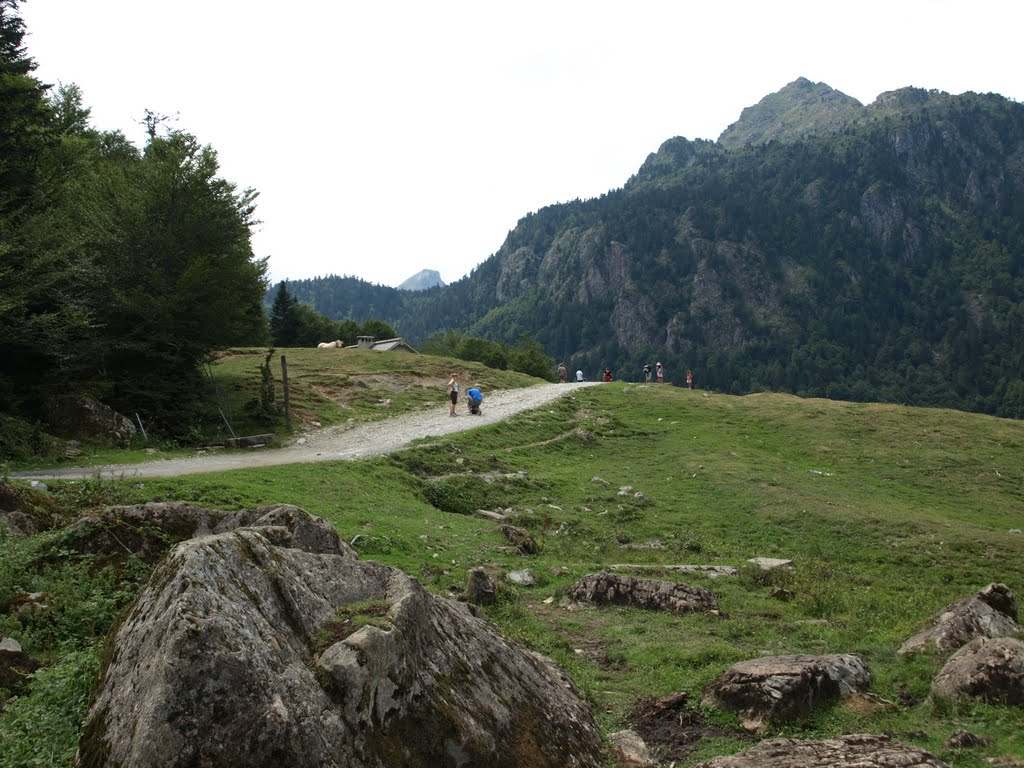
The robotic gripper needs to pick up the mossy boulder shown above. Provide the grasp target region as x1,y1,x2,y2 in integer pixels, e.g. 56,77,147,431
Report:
79,520,602,767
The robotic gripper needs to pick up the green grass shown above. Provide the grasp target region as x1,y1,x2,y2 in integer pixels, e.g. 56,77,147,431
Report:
2,383,1023,766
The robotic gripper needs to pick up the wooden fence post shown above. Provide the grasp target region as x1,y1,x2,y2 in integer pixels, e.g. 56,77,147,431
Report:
281,354,291,430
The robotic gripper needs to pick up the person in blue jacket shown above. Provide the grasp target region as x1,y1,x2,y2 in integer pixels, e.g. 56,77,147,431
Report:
466,386,483,415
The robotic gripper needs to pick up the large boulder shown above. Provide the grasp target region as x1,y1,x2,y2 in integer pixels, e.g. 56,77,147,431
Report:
899,583,1022,655
61,501,350,562
566,573,719,615
930,636,1024,705
45,394,136,446
691,733,948,767
78,522,603,767
702,654,872,729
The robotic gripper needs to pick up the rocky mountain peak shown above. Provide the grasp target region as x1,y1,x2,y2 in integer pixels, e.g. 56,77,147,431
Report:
397,268,445,291
718,77,865,148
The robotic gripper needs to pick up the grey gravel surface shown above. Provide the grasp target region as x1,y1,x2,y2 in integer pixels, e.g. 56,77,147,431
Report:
12,382,602,480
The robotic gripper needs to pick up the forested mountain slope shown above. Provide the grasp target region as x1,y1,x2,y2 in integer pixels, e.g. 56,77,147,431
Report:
277,80,1024,417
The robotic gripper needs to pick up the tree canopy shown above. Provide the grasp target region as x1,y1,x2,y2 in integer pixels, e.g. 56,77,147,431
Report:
0,0,269,439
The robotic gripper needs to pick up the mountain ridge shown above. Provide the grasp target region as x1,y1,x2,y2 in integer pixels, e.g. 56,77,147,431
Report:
273,81,1024,418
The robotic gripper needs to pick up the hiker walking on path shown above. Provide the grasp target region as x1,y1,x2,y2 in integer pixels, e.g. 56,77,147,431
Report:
447,373,460,416
656,362,664,384
576,368,585,382
686,369,694,389
643,363,652,383
558,363,567,383
603,368,613,382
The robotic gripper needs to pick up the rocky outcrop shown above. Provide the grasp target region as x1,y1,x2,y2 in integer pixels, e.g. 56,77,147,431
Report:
396,269,444,292
79,518,602,767
609,564,739,578
0,478,64,537
500,524,538,555
566,573,719,615
945,730,992,749
899,583,1022,655
717,77,865,149
466,567,496,606
608,729,657,768
930,636,1024,705
702,654,872,729
44,394,136,446
692,733,948,767
60,501,351,562
507,569,536,586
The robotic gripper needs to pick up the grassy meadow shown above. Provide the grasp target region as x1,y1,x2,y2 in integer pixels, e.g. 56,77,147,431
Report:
2,364,1023,766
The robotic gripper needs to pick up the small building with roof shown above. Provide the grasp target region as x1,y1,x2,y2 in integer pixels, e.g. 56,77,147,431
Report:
348,335,419,353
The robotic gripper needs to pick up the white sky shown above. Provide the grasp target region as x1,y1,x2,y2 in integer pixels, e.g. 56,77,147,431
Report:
21,0,1024,288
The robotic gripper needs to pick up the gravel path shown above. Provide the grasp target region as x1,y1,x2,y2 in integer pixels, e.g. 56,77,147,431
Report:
12,382,602,481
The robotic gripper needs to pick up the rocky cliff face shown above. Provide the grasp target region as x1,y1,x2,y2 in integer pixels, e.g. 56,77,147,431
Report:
455,84,1023,412
78,512,603,768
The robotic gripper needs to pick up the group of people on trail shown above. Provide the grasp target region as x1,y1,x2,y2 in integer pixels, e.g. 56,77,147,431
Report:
447,373,483,416
561,361,694,386
450,360,694,417
642,362,667,384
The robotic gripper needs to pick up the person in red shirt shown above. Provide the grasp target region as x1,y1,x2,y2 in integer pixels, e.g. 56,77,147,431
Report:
603,368,613,382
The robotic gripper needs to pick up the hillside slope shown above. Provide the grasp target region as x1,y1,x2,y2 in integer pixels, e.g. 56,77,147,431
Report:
4,384,1022,765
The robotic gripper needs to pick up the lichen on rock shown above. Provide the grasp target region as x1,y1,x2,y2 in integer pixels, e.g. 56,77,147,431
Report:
78,512,602,767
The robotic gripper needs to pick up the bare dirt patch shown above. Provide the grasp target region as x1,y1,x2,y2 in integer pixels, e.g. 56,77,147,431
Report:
628,692,752,763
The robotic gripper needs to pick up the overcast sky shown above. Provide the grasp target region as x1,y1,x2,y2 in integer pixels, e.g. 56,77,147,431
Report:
21,0,1024,288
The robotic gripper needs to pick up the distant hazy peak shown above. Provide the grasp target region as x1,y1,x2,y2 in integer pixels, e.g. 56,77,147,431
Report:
717,77,864,149
397,269,445,291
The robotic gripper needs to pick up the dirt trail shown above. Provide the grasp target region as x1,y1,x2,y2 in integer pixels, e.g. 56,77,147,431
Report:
12,382,602,481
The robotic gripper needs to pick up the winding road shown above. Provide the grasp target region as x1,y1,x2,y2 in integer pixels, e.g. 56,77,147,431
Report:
11,382,602,481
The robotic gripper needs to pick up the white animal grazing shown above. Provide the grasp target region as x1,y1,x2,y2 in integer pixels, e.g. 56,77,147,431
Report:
317,340,343,349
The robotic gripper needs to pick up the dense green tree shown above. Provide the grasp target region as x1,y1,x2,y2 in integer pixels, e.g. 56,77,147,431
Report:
456,336,508,370
269,281,302,347
86,128,268,430
0,0,87,412
269,282,395,348
508,333,554,380
359,318,396,341
421,330,462,357
1,4,269,436
0,0,51,214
